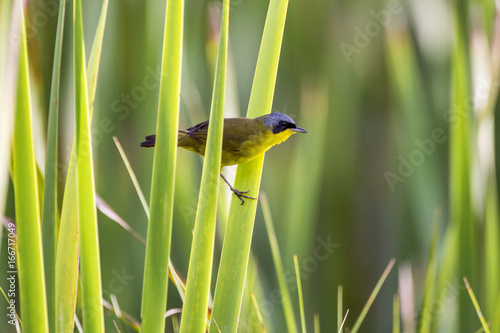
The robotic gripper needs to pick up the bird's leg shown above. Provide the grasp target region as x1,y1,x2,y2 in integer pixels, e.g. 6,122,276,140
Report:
220,173,257,205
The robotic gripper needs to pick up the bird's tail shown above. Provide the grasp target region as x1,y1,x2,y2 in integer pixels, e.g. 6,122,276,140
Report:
140,135,156,147
140,132,186,147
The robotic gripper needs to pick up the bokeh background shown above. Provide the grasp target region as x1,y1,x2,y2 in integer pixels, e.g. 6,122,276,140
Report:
2,0,500,332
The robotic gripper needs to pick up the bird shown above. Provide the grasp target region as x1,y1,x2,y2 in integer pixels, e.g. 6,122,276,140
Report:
141,112,308,204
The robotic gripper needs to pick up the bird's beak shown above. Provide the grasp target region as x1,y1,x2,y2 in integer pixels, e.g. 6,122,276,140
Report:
290,127,308,134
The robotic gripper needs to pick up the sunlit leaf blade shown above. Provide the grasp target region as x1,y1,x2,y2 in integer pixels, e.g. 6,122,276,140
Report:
464,278,491,333
140,0,184,331
209,0,290,330
12,3,49,331
87,0,109,110
449,3,475,331
250,292,267,332
55,179,79,333
314,314,320,333
393,294,400,333
41,0,65,330
55,0,108,330
0,0,13,226
74,0,104,331
179,0,229,331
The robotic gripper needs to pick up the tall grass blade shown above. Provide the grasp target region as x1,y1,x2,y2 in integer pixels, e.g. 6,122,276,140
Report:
74,0,105,330
350,259,396,333
464,277,491,333
433,223,459,332
484,180,500,330
338,310,349,333
113,137,149,218
314,314,320,333
55,169,80,333
418,209,441,333
337,285,343,333
294,255,307,333
55,0,109,330
449,3,475,330
209,0,289,330
483,12,500,332
87,0,109,108
140,0,184,330
179,0,229,331
261,192,298,333
0,0,13,227
250,292,267,332
12,2,49,331
41,0,65,330
393,294,400,333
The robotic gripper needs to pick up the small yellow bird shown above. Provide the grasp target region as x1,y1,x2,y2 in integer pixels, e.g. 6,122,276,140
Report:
141,112,307,204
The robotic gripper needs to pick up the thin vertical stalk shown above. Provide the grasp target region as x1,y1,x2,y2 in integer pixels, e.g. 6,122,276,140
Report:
42,0,65,330
179,0,229,331
208,0,289,331
140,0,184,331
74,0,105,331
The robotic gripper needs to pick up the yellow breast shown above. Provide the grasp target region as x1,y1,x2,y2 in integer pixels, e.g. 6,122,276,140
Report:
220,128,295,166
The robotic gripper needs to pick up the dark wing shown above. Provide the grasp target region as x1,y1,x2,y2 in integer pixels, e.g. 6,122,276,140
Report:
186,120,209,133
180,117,261,153
183,120,209,144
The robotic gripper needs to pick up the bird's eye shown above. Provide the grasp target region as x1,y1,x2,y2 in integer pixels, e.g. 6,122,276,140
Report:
279,121,287,128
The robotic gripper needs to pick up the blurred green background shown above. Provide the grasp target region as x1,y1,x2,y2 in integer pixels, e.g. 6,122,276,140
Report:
2,0,500,332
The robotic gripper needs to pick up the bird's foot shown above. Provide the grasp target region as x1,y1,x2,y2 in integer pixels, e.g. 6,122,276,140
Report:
220,172,257,205
231,188,257,205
